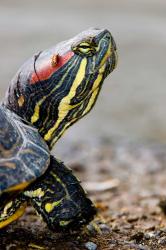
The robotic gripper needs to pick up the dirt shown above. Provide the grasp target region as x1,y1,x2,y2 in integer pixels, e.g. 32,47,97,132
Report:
1,138,166,250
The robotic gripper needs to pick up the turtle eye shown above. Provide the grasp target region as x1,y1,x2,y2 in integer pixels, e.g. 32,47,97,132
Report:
72,41,97,56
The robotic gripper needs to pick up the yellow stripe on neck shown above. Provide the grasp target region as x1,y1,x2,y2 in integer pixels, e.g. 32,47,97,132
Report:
0,202,27,229
44,58,87,141
49,65,105,148
31,98,46,124
82,82,101,116
82,65,104,116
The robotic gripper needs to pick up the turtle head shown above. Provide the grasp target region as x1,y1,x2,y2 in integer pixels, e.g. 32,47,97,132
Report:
4,28,118,149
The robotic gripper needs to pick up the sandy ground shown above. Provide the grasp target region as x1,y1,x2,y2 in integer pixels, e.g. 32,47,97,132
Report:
1,139,166,250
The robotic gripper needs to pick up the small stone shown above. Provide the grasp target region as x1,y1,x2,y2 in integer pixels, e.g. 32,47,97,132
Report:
123,223,134,230
146,232,155,238
144,224,155,231
99,223,111,234
86,224,97,235
109,239,117,245
85,242,97,250
127,216,139,223
162,227,166,233
138,244,148,250
130,232,144,242
154,230,162,238
158,237,166,245
144,233,150,240
112,225,120,232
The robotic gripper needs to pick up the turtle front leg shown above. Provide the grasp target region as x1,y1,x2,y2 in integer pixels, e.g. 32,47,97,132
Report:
0,195,27,229
23,155,96,232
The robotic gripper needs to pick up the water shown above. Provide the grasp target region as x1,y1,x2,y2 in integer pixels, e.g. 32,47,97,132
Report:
0,0,166,152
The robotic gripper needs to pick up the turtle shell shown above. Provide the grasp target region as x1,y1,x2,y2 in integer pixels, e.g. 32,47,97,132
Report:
0,105,50,194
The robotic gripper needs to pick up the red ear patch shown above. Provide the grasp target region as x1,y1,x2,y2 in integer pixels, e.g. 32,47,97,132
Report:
51,54,59,67
30,51,74,84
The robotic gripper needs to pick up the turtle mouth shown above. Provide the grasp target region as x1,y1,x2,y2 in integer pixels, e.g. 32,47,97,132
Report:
100,49,118,77
90,47,118,77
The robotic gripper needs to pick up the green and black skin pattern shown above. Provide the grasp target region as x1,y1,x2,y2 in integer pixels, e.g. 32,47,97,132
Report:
0,28,118,231
24,156,96,231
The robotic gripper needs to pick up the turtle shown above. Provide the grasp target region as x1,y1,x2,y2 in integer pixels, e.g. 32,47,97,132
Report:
0,28,118,231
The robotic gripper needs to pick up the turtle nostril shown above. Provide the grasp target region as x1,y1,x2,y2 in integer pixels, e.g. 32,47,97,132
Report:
105,33,111,40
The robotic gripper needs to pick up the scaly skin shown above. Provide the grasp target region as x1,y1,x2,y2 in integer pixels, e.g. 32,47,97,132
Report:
0,28,118,231
0,156,96,231
4,28,117,149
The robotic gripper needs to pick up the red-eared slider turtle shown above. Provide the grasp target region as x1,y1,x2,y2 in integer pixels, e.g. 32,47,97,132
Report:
0,28,118,231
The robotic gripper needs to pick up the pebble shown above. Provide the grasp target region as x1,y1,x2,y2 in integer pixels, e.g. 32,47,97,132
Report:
127,215,139,223
144,230,161,240
158,237,166,245
161,227,166,233
144,232,155,239
99,223,111,234
112,225,120,232
130,232,144,242
144,233,150,240
138,244,149,250
85,242,97,250
109,239,117,245
123,223,134,230
86,224,97,235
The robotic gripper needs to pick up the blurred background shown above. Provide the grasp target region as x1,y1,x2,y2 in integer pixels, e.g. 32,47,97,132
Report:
1,3,166,247
0,0,166,155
